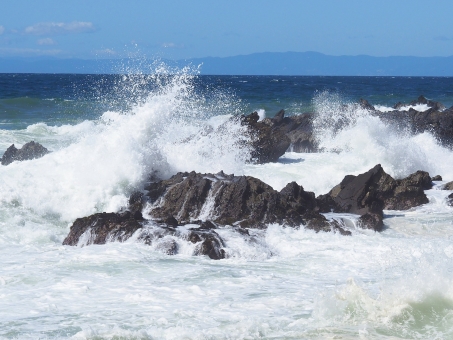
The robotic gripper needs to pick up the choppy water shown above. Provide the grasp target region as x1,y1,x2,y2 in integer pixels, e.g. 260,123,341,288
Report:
1,70,453,339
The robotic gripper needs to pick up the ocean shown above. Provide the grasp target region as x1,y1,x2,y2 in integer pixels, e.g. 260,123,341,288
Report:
1,70,453,339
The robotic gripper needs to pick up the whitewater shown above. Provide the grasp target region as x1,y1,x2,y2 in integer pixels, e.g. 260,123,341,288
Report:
1,71,453,339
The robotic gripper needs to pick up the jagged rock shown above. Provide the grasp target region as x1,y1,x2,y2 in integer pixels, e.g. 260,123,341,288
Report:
263,110,318,152
432,175,442,181
447,193,453,206
63,212,227,259
1,141,50,166
358,212,384,232
410,95,445,111
316,165,430,229
190,229,225,260
443,181,453,190
397,170,432,190
375,97,453,147
62,212,144,246
239,111,291,163
147,171,331,230
128,191,144,215
359,98,375,111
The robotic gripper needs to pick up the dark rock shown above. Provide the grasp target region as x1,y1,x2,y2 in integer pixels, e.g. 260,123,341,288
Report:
190,229,226,260
148,171,329,230
268,111,318,153
1,141,50,166
62,212,144,246
397,170,432,190
447,193,453,206
432,175,442,181
316,165,430,228
272,109,285,125
358,212,384,232
359,98,375,111
374,97,453,148
63,210,227,259
239,111,291,163
443,181,453,190
128,191,144,216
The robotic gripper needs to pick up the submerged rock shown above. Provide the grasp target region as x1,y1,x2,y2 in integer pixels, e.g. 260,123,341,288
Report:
1,141,50,165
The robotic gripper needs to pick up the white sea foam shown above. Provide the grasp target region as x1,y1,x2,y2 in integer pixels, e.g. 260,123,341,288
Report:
2,75,453,338
375,103,441,113
0,71,251,222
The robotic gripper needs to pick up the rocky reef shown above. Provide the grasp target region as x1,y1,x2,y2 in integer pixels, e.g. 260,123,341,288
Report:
63,165,433,259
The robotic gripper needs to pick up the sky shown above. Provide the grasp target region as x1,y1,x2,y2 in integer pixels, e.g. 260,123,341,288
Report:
0,0,452,60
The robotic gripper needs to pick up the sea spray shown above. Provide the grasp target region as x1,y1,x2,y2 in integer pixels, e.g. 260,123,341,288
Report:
2,73,453,338
312,91,453,180
0,67,252,224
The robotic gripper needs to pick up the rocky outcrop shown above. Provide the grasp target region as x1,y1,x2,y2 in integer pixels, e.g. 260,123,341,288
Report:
236,96,453,158
1,141,50,166
316,165,431,231
374,96,453,147
146,171,336,232
238,111,291,163
443,181,453,190
393,95,444,111
262,110,318,153
63,165,434,256
62,211,227,260
62,211,144,246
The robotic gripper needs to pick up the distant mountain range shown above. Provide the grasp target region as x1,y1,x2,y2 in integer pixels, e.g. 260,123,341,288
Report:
1,52,453,76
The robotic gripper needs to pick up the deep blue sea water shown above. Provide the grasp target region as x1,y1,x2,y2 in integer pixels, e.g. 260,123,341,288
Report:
1,72,453,339
1,74,452,129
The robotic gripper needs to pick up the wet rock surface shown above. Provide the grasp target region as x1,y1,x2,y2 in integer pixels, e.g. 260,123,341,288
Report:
372,96,453,147
1,141,50,166
63,212,227,260
63,164,435,256
238,111,291,163
235,109,318,163
316,165,430,230
147,171,330,229
246,96,453,156
443,181,453,190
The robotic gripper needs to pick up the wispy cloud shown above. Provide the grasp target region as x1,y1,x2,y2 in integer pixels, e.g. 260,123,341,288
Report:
0,26,4,35
24,21,96,36
37,38,56,46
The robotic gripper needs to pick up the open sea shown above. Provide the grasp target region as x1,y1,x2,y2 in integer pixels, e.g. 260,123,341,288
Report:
1,70,453,339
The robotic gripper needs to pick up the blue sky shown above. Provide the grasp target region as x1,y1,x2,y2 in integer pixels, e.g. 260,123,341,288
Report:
1,0,452,60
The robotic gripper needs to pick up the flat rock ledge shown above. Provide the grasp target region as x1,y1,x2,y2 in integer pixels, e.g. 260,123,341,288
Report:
63,165,432,259
1,141,50,166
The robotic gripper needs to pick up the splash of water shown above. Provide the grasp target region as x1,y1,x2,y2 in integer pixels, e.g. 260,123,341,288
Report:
312,91,453,179
0,65,252,223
